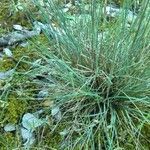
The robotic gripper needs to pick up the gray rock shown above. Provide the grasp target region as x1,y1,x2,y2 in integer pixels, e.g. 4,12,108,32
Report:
21,127,35,148
13,24,23,31
37,89,49,101
22,113,44,131
0,69,14,80
4,123,16,132
3,48,13,58
51,106,62,121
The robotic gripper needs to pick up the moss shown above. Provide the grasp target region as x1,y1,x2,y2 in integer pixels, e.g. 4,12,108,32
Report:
0,57,15,71
0,27,7,35
0,0,10,29
0,34,49,125
4,95,27,124
37,123,67,149
0,41,40,72
140,123,150,149
30,34,51,49
0,132,21,150
0,0,32,30
42,131,62,149
0,73,41,124
0,133,15,149
0,33,49,73
0,0,46,31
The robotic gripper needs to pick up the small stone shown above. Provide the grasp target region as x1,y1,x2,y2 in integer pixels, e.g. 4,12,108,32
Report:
22,113,44,131
16,3,24,10
20,41,29,47
62,8,69,13
51,106,60,116
59,129,69,136
21,127,35,148
104,5,120,17
21,127,33,140
65,2,72,8
4,123,16,132
37,89,49,101
0,69,14,80
0,52,3,60
39,0,45,6
127,11,136,23
13,24,23,31
51,106,62,121
3,48,13,58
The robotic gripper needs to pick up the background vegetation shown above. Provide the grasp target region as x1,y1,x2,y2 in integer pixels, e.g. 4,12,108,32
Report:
0,0,149,149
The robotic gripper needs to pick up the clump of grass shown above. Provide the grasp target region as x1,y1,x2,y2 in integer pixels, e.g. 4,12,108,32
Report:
28,0,150,149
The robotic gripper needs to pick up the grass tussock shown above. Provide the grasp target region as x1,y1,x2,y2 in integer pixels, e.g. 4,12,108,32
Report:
25,0,150,149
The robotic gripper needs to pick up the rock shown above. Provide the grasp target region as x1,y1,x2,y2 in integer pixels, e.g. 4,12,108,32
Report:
104,5,120,17
103,5,137,23
13,24,23,31
21,127,34,140
21,112,47,148
37,89,49,101
0,69,14,80
20,41,29,47
21,127,35,148
65,2,72,8
33,109,44,116
127,10,137,23
0,52,3,60
59,129,68,137
3,48,13,58
62,7,69,12
0,22,43,47
22,113,44,131
51,106,62,121
4,123,16,132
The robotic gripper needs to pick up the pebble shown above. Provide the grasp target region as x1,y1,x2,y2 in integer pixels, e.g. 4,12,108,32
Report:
3,48,13,58
4,123,16,132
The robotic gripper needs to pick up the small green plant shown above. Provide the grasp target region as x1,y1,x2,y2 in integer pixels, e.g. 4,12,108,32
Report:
28,0,150,149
